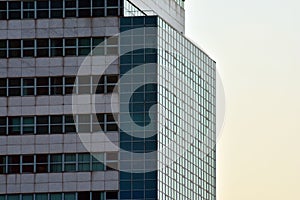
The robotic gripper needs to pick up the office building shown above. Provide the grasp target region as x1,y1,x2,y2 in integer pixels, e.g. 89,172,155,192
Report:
0,0,216,199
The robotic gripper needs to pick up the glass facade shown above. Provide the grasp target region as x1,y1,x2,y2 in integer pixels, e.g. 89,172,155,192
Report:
0,0,215,199
0,37,119,58
157,18,216,199
118,15,216,199
119,16,158,200
0,0,123,20
0,191,118,200
0,152,119,174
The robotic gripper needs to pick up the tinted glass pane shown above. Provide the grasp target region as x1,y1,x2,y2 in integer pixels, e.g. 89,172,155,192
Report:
107,0,118,7
36,194,48,200
78,192,90,200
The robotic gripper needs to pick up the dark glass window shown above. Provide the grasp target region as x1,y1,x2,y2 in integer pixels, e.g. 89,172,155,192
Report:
65,115,76,133
0,40,7,58
22,116,34,134
64,154,76,172
65,0,77,17
78,192,90,200
78,38,91,56
8,78,21,96
107,8,118,16
8,2,21,19
36,155,49,173
92,192,104,200
8,117,21,135
23,1,35,19
37,116,49,134
22,155,34,173
0,117,6,135
37,0,49,18
78,153,90,171
51,0,63,18
23,40,35,57
37,77,49,95
92,8,104,17
0,155,5,174
0,78,7,96
7,155,20,173
65,38,77,56
0,2,7,20
50,77,63,95
37,39,49,57
51,39,63,57
50,115,63,134
23,78,35,96
106,192,118,199
50,154,62,172
65,76,76,94
107,0,119,7
9,40,21,58
50,194,62,200
78,1,91,17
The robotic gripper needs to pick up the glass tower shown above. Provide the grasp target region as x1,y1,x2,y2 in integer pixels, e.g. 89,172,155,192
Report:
0,0,216,200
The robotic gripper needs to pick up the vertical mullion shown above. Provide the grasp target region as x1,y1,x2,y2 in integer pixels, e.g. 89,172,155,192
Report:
62,115,65,134
90,0,92,16
63,0,65,18
48,77,51,96
104,0,107,16
48,115,51,134
48,38,51,57
21,1,23,19
48,0,51,18
34,39,37,57
6,1,8,20
20,78,23,97
62,76,66,95
20,155,23,173
20,39,23,58
6,39,8,59
34,116,36,134
33,155,36,173
6,78,8,98
62,154,65,172
34,0,37,19
76,0,79,17
76,38,78,56
62,38,65,57
34,77,37,96
6,115,8,135
75,153,78,171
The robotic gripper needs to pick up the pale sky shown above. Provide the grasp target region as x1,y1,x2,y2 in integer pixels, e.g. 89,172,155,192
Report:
185,0,300,199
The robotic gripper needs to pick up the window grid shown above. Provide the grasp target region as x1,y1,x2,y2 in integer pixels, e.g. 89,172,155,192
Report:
0,0,122,20
157,17,216,200
0,191,119,200
0,75,118,97
0,113,118,136
0,37,119,59
0,152,118,174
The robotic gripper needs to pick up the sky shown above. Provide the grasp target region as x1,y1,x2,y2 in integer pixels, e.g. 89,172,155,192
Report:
185,0,300,199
